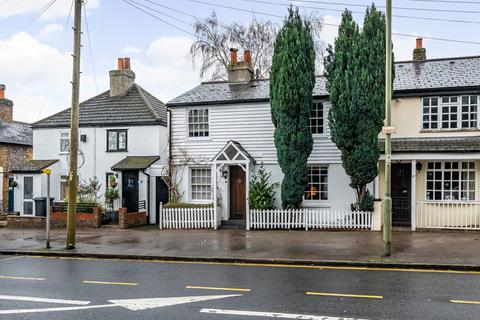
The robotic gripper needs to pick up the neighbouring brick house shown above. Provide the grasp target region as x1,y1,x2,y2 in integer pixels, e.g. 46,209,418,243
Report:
0,84,33,213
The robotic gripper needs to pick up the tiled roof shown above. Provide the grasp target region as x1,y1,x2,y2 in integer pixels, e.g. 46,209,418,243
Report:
11,159,59,173
0,120,32,146
379,136,480,153
111,156,160,171
33,84,167,128
168,56,480,106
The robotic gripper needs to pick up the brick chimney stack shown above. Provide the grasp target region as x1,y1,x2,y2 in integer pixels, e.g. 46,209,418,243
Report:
0,84,13,123
110,57,135,97
227,48,253,84
413,38,426,61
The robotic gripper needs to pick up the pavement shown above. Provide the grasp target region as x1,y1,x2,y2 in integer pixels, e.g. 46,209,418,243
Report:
1,254,480,319
1,226,480,269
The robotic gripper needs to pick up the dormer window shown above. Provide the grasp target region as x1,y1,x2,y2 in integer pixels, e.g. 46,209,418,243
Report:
422,95,479,130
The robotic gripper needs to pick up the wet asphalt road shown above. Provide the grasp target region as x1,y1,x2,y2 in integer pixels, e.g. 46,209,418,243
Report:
0,255,479,320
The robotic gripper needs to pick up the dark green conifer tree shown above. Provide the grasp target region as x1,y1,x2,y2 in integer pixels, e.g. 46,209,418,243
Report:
270,7,316,208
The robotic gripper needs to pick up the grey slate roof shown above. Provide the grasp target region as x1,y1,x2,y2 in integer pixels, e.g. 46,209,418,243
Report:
0,120,32,146
168,56,480,106
33,84,167,128
379,136,480,153
111,156,160,171
11,159,59,173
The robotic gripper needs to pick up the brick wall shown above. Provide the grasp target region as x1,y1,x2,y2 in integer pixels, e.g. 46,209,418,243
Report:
51,207,102,228
119,207,147,229
7,207,102,229
7,215,45,228
0,144,33,212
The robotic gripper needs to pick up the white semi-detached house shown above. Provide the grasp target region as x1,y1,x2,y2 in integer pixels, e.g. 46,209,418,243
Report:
13,58,169,223
167,49,355,229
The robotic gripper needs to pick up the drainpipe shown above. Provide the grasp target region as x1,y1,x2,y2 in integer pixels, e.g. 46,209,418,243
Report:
142,168,151,224
167,109,172,198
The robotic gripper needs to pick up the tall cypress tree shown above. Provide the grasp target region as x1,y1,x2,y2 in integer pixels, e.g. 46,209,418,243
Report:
325,6,393,211
270,8,316,209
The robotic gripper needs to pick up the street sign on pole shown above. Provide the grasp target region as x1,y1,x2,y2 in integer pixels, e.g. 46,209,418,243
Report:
42,168,52,249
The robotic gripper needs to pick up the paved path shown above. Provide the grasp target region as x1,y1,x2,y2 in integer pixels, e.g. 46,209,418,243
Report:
0,254,480,319
1,226,480,267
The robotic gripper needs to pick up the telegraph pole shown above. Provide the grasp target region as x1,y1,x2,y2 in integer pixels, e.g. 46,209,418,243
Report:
66,0,83,250
383,0,393,257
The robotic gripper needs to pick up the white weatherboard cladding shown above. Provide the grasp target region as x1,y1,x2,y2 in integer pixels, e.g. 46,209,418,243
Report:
170,101,341,165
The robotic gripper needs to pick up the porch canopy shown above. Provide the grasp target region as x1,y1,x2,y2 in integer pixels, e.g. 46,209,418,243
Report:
111,156,160,171
211,140,256,229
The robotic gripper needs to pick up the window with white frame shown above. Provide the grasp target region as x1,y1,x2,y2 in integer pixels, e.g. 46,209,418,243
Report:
426,161,476,201
461,95,478,128
309,102,324,134
304,166,328,200
422,95,480,130
441,96,459,129
191,168,212,201
188,108,209,137
422,97,439,129
60,132,70,153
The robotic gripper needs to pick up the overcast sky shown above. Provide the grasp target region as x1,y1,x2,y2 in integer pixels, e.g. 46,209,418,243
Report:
1,0,479,123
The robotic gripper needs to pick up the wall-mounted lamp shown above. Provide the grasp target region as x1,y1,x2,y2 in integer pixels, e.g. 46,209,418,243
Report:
221,169,229,180
416,162,423,172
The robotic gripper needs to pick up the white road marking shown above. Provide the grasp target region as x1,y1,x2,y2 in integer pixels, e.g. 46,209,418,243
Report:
0,295,91,305
109,294,243,311
0,304,115,315
0,275,45,281
200,308,369,320
0,294,243,315
0,256,23,262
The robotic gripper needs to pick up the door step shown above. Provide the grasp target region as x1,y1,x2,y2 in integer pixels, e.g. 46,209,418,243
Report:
220,219,246,229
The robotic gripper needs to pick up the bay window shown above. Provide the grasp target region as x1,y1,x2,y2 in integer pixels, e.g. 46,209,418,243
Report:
426,161,476,201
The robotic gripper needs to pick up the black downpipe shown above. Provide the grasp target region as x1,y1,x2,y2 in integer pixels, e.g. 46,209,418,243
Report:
142,169,151,224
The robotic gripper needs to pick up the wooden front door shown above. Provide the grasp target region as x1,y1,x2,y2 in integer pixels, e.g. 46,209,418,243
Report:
229,166,246,220
122,170,139,213
392,163,412,226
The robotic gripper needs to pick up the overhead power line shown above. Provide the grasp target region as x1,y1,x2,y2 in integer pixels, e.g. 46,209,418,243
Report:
290,0,480,14
122,0,198,36
238,0,480,25
1,0,58,46
189,0,480,45
128,0,193,26
83,3,98,93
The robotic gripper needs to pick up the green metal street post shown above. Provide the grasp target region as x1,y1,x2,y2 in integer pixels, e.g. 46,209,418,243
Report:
383,0,393,257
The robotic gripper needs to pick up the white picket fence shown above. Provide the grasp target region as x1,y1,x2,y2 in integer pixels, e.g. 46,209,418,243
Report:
249,209,372,230
159,204,216,229
416,201,480,230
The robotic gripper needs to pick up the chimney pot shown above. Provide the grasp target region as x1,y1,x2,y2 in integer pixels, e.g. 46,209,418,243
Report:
244,50,251,65
416,38,423,49
0,84,5,100
230,48,238,65
124,57,131,70
413,38,426,61
117,58,125,70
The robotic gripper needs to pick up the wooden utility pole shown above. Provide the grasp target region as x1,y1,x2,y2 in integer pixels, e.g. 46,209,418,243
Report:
66,0,82,250
383,0,393,257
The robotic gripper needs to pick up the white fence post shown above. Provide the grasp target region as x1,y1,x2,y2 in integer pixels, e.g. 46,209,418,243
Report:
159,202,163,229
